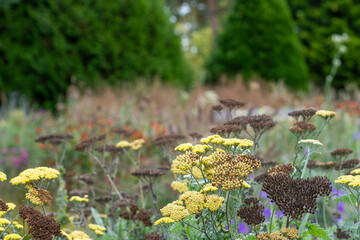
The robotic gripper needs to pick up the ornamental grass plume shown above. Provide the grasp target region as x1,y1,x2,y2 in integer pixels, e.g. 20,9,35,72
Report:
237,198,265,226
19,206,62,240
262,175,332,219
211,151,261,191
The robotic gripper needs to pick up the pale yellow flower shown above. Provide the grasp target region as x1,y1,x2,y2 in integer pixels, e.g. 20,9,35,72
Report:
171,181,189,193
298,139,323,146
351,168,360,175
129,139,145,150
115,140,130,148
0,172,7,181
316,110,336,118
174,143,193,152
200,135,221,144
154,217,175,225
10,167,59,185
69,230,92,240
69,195,89,203
4,234,22,240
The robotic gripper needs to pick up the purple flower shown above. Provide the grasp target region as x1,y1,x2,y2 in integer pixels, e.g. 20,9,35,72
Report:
11,148,17,154
20,148,29,160
264,207,271,218
338,202,345,213
260,191,268,199
2,148,9,154
224,226,228,230
275,210,284,219
238,222,250,234
353,131,360,142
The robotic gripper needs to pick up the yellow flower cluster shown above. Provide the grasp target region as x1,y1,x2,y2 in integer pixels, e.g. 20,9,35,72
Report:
179,191,205,214
0,218,10,226
192,144,212,154
257,232,288,240
69,230,92,240
88,224,106,236
351,168,360,175
10,167,59,185
116,139,145,150
12,221,23,230
192,166,205,179
4,234,22,240
61,230,72,240
70,195,89,203
171,152,199,175
335,175,360,187
280,227,299,239
171,181,189,193
0,203,16,217
204,195,224,211
174,143,193,152
0,172,7,181
298,139,323,146
316,110,336,118
242,181,251,188
25,184,43,206
201,183,218,193
200,135,221,144
160,201,190,221
154,217,175,225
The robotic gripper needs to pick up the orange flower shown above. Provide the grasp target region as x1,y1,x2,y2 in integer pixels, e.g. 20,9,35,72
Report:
36,127,43,133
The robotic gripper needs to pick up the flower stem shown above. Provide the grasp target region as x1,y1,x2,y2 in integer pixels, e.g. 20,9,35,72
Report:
226,191,233,239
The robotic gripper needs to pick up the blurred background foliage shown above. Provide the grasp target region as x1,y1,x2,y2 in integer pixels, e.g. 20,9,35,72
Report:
0,0,360,110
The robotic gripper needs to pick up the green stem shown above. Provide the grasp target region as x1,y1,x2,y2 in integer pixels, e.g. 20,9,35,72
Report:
301,147,311,179
0,214,19,238
322,198,327,228
226,191,233,239
269,205,275,233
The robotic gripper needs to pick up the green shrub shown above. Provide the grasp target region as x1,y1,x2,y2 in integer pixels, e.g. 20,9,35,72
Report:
0,0,191,110
206,0,308,89
287,0,360,89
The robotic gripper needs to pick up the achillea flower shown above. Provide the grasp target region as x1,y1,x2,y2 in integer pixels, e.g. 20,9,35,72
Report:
69,230,92,240
153,134,185,147
212,104,223,113
6,203,16,211
238,139,253,148
192,166,204,179
10,167,60,185
335,175,360,187
263,175,332,219
25,183,53,206
288,108,317,121
129,139,145,150
60,231,72,240
174,143,193,152
237,198,265,226
171,152,199,175
116,140,130,148
210,125,243,136
75,134,107,151
200,135,221,144
70,195,89,203
179,191,205,214
19,206,61,240
171,181,189,193
200,183,218,193
12,221,23,230
0,200,8,212
242,181,251,188
268,164,294,176
331,148,353,157
211,151,261,191
192,144,212,154
222,138,242,146
280,227,299,239
35,133,74,143
204,195,224,211
225,115,275,133
4,234,22,240
154,217,175,225
351,168,360,175
0,218,10,226
130,168,167,178
219,99,245,109
89,224,106,236
189,132,203,140
289,121,316,136
316,110,336,119
210,137,225,144
0,172,7,181
335,159,359,170
160,202,190,221
298,139,323,146
144,232,162,240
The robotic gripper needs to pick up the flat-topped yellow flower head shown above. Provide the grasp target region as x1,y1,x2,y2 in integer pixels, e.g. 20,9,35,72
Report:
10,167,59,185
116,140,130,148
174,143,193,152
316,110,336,119
89,223,106,236
4,233,22,240
69,230,92,240
154,217,175,225
0,172,7,181
171,181,189,193
69,195,89,203
200,135,221,144
335,175,360,187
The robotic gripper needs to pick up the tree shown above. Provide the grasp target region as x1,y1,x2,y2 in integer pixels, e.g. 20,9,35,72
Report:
0,0,191,110
206,0,308,89
287,0,360,89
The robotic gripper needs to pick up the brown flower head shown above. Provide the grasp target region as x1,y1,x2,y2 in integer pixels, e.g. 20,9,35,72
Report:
336,228,350,239
144,232,162,240
262,175,332,219
307,161,336,170
210,125,243,136
254,172,268,183
0,199,9,211
288,109,317,121
112,127,132,138
134,208,153,226
19,206,61,240
335,159,360,170
37,189,53,205
289,121,316,136
74,134,107,151
331,148,353,157
237,197,265,226
78,173,96,185
211,151,261,191
95,195,112,203
153,134,185,147
219,99,245,109
189,132,203,140
131,168,167,178
268,164,294,176
35,133,74,143
225,115,275,134
280,227,299,239
95,145,123,154
68,189,88,197
212,104,223,113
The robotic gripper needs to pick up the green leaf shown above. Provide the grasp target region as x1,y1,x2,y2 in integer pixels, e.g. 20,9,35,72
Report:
334,195,357,205
91,207,104,226
305,223,332,240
